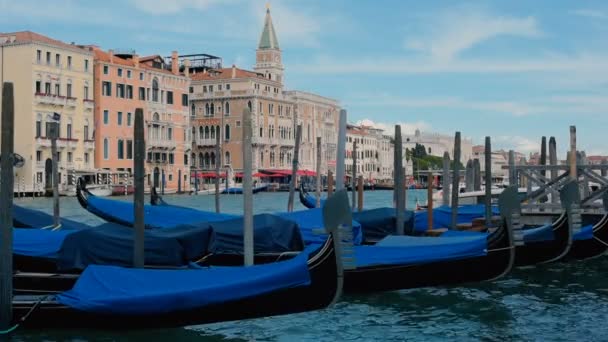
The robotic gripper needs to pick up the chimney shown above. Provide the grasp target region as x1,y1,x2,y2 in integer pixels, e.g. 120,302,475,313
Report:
231,64,236,79
171,51,179,75
133,54,139,68
109,49,114,63
184,59,191,78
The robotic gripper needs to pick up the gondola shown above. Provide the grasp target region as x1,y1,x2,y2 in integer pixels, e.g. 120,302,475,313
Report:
12,229,340,330
120,184,520,294
299,183,325,209
11,191,351,330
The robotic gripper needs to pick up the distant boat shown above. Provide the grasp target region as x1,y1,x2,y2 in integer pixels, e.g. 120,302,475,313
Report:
222,184,268,194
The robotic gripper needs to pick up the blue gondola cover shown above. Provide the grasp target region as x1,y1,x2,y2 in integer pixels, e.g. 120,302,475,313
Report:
13,228,76,258
208,214,305,254
57,244,317,315
414,205,500,232
278,208,363,245
58,223,213,270
354,233,488,268
573,224,594,241
352,207,415,243
87,195,238,229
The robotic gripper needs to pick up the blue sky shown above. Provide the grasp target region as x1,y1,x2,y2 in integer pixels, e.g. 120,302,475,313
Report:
1,0,607,157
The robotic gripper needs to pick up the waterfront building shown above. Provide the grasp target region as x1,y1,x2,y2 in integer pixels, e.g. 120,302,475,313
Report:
0,31,94,193
91,48,191,192
472,145,509,184
345,124,394,183
402,129,473,164
188,7,340,185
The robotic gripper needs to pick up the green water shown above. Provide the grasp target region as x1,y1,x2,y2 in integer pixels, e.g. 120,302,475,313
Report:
11,190,608,341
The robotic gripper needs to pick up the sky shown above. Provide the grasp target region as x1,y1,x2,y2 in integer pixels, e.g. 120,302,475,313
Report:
1,0,607,158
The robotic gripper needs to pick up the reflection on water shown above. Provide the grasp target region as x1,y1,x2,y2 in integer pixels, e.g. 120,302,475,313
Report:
12,190,608,341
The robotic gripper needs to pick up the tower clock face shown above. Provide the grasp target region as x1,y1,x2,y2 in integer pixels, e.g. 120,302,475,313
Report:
274,55,279,62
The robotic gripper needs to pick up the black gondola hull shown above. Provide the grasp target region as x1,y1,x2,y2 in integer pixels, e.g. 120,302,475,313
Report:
514,213,570,266
344,224,513,293
13,237,339,329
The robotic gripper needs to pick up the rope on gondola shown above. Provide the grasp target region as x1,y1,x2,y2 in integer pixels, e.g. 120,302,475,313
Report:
0,294,53,335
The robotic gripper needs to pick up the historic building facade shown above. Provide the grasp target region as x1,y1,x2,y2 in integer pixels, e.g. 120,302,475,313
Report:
345,124,394,183
188,8,340,181
0,31,95,193
91,48,191,192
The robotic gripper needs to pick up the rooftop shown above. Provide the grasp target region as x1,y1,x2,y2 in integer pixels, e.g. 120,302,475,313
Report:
0,30,91,54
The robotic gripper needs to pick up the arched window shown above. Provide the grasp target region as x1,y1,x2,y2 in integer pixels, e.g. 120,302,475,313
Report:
191,153,196,166
204,152,210,168
225,125,230,141
205,126,210,139
103,138,109,159
152,78,159,102
210,152,216,167
199,126,204,140
153,112,160,121
260,151,264,165
225,151,231,165
247,101,252,112
198,152,204,168
216,125,220,140
191,127,196,139
210,126,215,139
210,103,215,115
191,103,195,116
224,102,230,115
205,103,210,116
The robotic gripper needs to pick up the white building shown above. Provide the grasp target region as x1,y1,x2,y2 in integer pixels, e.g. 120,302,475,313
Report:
344,124,395,183
402,129,473,164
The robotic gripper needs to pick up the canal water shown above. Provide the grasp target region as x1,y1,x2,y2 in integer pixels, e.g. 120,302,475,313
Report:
12,190,608,341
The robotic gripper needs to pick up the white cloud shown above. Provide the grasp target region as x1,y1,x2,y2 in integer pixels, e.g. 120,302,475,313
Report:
347,94,547,117
291,52,608,75
354,119,431,136
494,135,540,155
404,9,542,61
572,9,608,20
128,0,227,15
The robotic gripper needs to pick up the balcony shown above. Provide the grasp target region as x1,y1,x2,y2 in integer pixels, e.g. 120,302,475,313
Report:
83,99,94,111
195,138,217,147
148,139,176,150
35,137,51,148
66,97,77,108
61,138,79,149
34,93,66,106
35,137,67,148
84,140,95,150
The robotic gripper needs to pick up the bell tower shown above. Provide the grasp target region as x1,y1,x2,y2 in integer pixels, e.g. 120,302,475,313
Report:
254,4,284,85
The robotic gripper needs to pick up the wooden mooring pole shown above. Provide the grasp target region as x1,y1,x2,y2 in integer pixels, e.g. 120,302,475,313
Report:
316,137,322,208
451,132,461,229
133,108,145,268
484,137,492,227
215,133,221,213
327,170,334,196
570,126,577,180
335,109,347,191
357,175,364,212
51,120,60,228
549,137,558,204
394,125,405,235
442,152,450,206
473,159,481,191
287,125,302,212
242,108,254,266
352,140,357,209
0,83,15,329
427,170,433,230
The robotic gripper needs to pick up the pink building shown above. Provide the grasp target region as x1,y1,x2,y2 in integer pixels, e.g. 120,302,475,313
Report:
92,48,191,192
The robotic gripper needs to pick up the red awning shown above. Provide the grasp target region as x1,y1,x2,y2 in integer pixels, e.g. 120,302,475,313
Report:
195,172,226,179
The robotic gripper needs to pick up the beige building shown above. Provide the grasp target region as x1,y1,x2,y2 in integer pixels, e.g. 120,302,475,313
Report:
188,8,340,184
0,31,94,193
345,124,394,183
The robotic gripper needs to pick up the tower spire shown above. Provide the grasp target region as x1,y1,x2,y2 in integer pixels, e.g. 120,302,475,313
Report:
258,5,279,50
